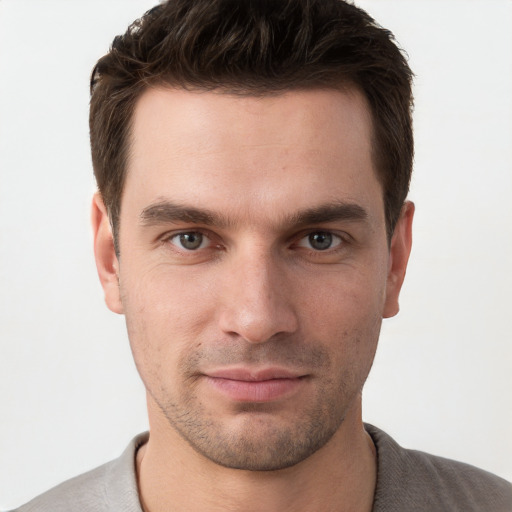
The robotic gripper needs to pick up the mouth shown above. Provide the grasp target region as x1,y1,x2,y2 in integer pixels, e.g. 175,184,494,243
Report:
203,367,308,403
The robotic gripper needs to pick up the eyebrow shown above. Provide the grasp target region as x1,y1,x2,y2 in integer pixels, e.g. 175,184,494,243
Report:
140,201,220,226
139,199,368,229
289,202,368,226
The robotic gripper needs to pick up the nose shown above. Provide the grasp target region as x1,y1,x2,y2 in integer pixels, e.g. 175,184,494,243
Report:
218,248,299,343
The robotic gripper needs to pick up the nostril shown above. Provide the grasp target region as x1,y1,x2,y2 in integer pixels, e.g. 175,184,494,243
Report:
218,296,299,344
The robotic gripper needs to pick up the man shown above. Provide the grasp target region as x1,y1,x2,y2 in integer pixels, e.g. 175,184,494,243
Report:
14,0,512,511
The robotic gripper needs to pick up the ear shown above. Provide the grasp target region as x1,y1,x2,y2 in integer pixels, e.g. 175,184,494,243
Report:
91,192,123,314
383,201,414,318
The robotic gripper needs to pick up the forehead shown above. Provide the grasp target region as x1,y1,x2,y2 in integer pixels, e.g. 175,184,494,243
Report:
124,86,383,228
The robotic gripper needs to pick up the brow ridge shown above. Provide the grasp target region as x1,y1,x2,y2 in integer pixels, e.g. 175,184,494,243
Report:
139,199,368,229
140,201,222,227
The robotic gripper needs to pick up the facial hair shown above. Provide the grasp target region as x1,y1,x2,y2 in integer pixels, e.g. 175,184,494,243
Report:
145,336,365,471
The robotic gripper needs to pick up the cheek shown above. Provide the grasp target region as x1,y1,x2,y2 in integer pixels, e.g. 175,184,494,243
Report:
119,264,218,380
123,261,217,325
297,263,386,375
298,260,387,330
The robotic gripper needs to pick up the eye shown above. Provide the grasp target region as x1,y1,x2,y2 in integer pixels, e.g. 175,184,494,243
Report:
297,231,342,251
169,232,210,251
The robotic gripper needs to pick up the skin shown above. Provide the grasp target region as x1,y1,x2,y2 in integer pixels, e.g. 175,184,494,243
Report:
92,86,414,511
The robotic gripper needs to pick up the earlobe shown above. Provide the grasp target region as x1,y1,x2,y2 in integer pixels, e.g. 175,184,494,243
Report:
383,201,414,318
91,192,124,314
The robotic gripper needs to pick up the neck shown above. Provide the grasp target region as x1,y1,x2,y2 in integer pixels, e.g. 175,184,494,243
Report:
136,398,377,512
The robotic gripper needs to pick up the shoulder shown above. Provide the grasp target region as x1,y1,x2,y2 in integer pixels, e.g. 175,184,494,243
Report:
366,424,512,512
14,461,113,512
12,433,148,512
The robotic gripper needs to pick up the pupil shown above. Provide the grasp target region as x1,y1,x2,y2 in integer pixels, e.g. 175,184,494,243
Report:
309,232,332,250
180,233,202,250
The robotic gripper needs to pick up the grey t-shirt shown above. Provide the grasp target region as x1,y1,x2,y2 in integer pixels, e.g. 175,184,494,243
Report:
13,424,512,511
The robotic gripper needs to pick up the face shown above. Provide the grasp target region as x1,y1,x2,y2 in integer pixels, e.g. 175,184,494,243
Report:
93,86,413,471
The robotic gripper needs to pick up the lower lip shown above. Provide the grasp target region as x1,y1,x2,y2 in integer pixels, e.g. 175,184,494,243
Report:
205,376,304,402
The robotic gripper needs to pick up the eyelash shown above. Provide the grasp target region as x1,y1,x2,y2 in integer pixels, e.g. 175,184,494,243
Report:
163,230,218,253
161,229,350,256
296,231,344,251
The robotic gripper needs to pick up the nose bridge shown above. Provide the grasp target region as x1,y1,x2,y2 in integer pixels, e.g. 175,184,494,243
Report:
218,243,298,343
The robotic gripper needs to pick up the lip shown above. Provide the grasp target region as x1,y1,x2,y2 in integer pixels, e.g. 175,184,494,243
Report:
203,367,307,403
206,367,304,381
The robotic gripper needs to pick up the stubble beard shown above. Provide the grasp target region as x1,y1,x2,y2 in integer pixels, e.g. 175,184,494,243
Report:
148,343,364,471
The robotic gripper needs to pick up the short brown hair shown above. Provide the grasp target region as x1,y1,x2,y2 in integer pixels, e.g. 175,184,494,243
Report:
90,0,413,245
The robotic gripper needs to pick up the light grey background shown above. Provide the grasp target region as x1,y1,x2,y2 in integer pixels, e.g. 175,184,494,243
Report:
1,0,511,509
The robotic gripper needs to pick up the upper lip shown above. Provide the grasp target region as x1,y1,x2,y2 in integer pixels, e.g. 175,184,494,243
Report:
204,367,306,381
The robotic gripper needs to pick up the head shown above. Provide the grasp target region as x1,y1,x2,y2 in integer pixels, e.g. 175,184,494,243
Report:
91,0,415,473
90,0,413,249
